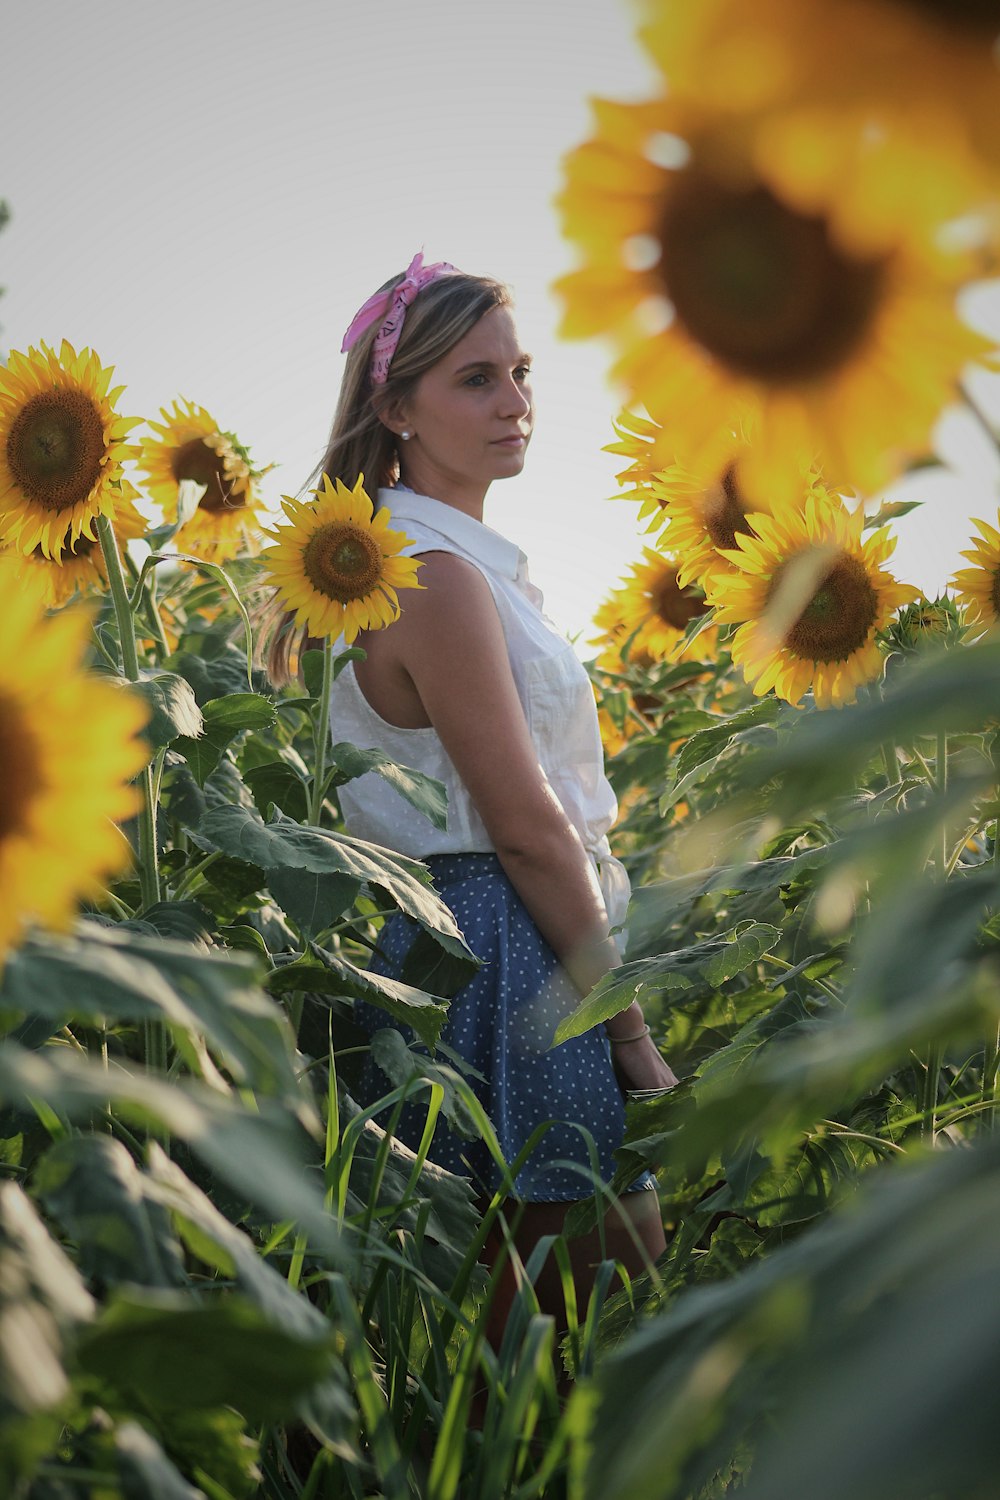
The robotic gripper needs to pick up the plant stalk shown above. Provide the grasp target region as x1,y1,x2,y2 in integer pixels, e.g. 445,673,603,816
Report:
922,728,949,1139
308,637,335,827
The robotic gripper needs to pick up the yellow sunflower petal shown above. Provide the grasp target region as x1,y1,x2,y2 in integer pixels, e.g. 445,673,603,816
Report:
706,482,918,707
554,84,997,505
261,476,422,641
0,341,140,561
0,561,149,955
136,397,268,562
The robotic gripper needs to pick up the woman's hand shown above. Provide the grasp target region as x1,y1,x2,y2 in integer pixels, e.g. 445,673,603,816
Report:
606,1001,679,1095
610,1031,679,1095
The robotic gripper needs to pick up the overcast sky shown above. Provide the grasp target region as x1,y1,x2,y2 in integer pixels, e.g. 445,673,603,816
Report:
5,0,1000,646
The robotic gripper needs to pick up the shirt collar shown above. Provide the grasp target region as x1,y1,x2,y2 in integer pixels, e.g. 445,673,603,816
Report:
378,487,524,582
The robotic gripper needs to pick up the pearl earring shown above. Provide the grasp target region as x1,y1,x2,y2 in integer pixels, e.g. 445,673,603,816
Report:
400,429,411,441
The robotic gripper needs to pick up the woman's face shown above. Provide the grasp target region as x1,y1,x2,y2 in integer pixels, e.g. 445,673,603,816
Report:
392,304,533,513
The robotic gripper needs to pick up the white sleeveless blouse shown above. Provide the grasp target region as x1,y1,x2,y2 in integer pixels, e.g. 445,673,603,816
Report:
328,488,631,936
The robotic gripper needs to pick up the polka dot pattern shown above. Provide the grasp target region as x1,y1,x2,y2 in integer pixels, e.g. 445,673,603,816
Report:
352,852,656,1202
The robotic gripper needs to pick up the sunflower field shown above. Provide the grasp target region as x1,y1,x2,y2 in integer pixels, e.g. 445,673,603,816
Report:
4,2,1000,1498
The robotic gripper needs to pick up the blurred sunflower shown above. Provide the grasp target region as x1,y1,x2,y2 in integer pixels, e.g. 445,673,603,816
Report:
639,0,1000,192
707,489,917,707
137,398,268,561
0,562,148,956
0,341,140,561
554,93,994,506
601,548,715,664
11,491,148,608
950,512,1000,628
262,474,422,642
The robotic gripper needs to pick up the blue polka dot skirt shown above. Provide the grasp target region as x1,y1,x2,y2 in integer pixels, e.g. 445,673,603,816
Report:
351,852,656,1202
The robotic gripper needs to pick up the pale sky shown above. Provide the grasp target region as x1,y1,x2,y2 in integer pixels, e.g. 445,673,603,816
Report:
4,0,1000,647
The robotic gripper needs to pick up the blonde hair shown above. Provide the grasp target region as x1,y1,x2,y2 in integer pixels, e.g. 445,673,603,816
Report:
264,267,511,685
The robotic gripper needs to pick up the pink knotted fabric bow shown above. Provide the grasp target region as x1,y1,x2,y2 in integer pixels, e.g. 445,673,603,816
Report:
340,251,458,384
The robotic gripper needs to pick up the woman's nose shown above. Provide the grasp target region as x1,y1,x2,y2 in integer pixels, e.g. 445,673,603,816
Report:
499,377,532,419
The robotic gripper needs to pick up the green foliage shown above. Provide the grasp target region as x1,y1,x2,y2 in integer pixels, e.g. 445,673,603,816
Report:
6,497,1000,1498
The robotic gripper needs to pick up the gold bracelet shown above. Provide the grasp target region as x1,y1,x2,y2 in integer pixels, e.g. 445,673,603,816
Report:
608,1023,651,1045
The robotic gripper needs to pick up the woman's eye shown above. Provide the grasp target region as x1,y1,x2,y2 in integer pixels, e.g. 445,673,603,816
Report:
515,365,532,382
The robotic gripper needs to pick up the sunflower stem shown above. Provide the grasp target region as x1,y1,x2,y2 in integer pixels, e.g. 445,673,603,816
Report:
124,545,172,660
981,821,1000,1132
308,638,335,828
96,514,162,914
922,728,949,1140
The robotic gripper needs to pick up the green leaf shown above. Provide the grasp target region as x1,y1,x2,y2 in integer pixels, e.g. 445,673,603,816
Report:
144,1144,329,1341
329,741,448,831
0,1043,340,1258
35,1136,188,1289
134,671,205,749
0,924,302,1108
627,851,829,959
268,948,450,1051
582,1131,1000,1500
113,1423,205,1500
672,699,782,785
266,868,360,937
197,806,478,973
302,645,365,698
552,924,782,1045
169,646,266,706
368,1027,480,1136
77,1291,336,1420
336,1090,483,1285
108,900,215,947
244,759,309,822
738,637,1000,820
863,496,924,528
174,694,277,787
0,1183,95,1489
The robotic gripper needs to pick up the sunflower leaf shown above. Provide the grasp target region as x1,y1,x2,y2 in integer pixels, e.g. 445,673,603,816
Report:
174,693,276,787
267,950,450,1051
196,805,478,972
134,671,204,749
0,1042,340,1258
329,741,448,831
76,1291,337,1422
551,923,782,1046
0,923,302,1109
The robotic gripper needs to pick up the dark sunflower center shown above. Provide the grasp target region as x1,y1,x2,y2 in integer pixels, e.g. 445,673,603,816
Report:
653,566,710,631
892,0,1000,31
171,438,245,514
990,568,1000,621
770,548,879,662
6,390,106,513
703,466,756,551
303,523,383,603
658,175,888,384
0,699,41,842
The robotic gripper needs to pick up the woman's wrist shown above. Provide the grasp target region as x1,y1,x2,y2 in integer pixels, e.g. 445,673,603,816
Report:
605,1000,646,1042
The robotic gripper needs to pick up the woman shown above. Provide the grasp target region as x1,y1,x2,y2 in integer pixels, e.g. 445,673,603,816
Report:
278,252,677,1313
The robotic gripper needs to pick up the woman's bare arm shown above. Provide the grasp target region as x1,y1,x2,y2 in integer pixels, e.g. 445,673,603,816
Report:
389,552,677,1089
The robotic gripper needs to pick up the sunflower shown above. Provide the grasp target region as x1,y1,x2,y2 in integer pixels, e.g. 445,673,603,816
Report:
638,0,1000,192
950,512,1000,628
706,488,917,708
261,473,422,642
601,548,715,664
137,398,268,561
10,489,148,608
554,92,994,507
0,562,148,956
0,341,140,561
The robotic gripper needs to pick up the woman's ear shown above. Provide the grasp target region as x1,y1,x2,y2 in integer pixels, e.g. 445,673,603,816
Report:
372,392,411,439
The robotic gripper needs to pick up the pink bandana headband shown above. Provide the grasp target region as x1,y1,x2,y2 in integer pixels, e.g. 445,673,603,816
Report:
341,251,458,385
